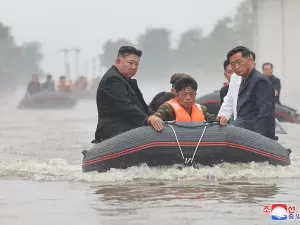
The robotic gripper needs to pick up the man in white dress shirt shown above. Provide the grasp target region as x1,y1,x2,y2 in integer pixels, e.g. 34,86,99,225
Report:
217,51,256,126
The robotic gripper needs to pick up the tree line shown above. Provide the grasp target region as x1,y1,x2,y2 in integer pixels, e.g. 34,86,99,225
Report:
0,21,44,92
99,0,254,83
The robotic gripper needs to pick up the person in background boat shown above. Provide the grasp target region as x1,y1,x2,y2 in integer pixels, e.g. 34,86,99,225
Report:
24,74,41,97
150,77,218,126
89,76,101,91
220,59,234,104
218,50,256,126
226,46,276,140
57,76,72,93
149,73,193,111
262,62,281,104
93,46,163,143
74,76,88,90
42,74,55,91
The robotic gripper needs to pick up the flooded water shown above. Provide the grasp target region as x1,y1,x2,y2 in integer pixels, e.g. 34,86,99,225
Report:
0,88,300,225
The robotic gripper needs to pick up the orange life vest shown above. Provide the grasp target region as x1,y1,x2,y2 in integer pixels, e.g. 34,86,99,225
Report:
166,99,205,122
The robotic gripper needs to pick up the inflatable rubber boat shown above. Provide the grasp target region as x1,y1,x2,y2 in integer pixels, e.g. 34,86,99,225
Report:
196,91,300,124
18,91,77,109
82,122,291,173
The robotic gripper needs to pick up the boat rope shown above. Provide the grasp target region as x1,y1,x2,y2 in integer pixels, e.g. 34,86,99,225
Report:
167,123,207,165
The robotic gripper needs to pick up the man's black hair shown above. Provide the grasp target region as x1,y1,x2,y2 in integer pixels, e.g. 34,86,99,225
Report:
223,59,230,71
149,91,175,111
262,62,273,69
47,74,52,79
227,46,251,60
117,46,142,58
174,77,198,92
250,51,256,62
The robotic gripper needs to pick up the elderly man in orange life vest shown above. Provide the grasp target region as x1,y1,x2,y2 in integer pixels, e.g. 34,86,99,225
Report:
148,77,218,128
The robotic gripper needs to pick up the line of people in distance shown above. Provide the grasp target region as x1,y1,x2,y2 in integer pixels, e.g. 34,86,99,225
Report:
24,74,100,98
92,45,277,144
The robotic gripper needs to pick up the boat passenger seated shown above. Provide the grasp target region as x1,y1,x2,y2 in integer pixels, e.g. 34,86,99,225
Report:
149,73,193,111
89,77,101,91
149,77,218,125
24,74,41,97
74,76,88,90
42,74,55,91
57,76,72,93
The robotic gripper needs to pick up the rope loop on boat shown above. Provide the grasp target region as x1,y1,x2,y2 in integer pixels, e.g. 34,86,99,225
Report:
167,123,207,166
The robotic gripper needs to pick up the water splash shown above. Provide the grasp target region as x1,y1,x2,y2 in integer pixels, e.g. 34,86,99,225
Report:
0,157,299,183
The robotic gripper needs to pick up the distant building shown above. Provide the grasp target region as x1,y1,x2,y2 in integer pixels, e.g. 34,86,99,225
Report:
252,0,300,104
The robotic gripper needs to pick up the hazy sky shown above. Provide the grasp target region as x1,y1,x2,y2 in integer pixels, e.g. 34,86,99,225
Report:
0,0,242,79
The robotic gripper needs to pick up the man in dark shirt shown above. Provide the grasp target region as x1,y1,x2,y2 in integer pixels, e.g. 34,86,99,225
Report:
227,46,276,140
94,46,163,143
25,74,41,97
42,74,55,91
262,62,281,104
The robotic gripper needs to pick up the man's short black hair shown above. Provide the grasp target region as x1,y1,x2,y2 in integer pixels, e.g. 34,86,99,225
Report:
174,77,198,92
227,46,251,60
262,62,273,69
117,46,142,58
223,59,230,71
250,51,256,62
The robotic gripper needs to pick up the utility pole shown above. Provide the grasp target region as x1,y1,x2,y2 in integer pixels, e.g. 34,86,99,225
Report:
59,48,70,79
70,48,80,78
97,54,102,76
92,57,97,78
84,60,88,77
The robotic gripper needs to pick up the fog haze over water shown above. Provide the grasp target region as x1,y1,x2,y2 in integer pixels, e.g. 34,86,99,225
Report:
0,0,243,77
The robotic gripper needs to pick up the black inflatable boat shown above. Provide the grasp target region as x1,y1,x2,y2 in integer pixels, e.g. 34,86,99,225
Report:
196,91,300,124
18,91,77,109
82,122,291,173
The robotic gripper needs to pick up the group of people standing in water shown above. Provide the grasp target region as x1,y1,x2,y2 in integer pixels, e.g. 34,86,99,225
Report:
92,45,280,144
24,73,100,97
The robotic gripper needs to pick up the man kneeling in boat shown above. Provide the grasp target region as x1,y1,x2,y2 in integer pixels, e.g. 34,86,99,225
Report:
148,77,218,125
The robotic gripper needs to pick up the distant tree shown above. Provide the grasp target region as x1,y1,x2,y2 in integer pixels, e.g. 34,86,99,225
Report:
233,0,254,48
100,39,134,69
0,21,44,92
0,23,16,70
201,17,237,75
136,28,173,80
98,0,255,82
19,41,44,80
174,28,204,70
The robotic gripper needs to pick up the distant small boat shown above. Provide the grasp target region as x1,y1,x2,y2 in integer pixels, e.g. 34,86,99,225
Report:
18,91,77,109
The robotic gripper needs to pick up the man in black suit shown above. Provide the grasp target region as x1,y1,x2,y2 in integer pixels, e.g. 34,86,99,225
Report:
227,46,276,140
94,46,164,143
262,62,281,104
